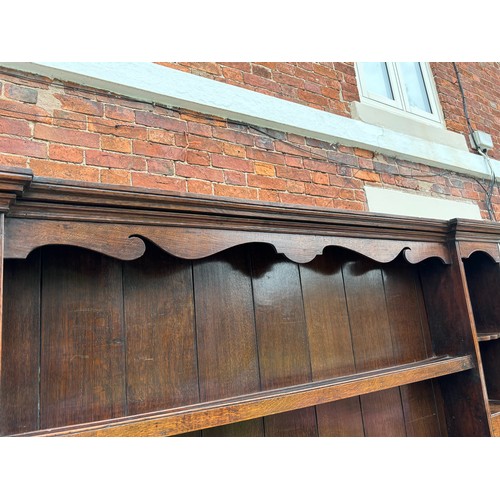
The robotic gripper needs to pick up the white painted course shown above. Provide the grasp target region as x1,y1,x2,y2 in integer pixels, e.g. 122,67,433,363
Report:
365,186,482,220
2,62,499,182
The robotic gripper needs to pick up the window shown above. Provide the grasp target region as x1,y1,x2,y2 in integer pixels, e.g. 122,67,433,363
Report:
355,62,442,125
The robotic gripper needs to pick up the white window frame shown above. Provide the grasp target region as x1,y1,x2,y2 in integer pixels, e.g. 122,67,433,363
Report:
355,62,444,127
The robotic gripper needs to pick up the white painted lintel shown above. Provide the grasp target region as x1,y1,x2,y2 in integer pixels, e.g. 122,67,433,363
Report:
1,61,499,181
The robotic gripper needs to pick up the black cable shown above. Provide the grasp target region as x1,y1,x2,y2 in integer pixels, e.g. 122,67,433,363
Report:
1,66,496,217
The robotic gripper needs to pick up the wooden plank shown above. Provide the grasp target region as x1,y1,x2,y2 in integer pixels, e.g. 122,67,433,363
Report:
194,247,264,437
251,244,317,437
383,259,444,436
0,251,41,435
123,243,199,415
16,355,474,436
477,332,500,342
40,246,126,429
420,248,492,436
343,257,406,436
300,249,363,436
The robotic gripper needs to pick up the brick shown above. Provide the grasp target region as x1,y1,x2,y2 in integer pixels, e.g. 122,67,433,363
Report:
187,121,213,137
245,148,285,165
0,136,46,158
212,154,254,172
213,127,254,146
132,141,186,161
132,172,186,192
223,143,246,157
88,117,148,140
311,172,329,185
251,64,272,79
147,129,176,145
258,189,280,203
276,165,311,182
187,179,213,195
354,148,374,159
303,158,337,174
224,170,246,186
0,116,31,136
135,111,187,132
0,153,28,167
186,150,211,166
105,105,135,122
147,159,175,175
354,170,380,183
255,162,276,176
187,136,223,153
247,174,287,191
243,73,281,93
55,94,103,116
86,150,147,171
305,183,340,198
49,144,83,163
4,84,38,104
0,98,51,123
214,184,258,200
34,124,100,148
101,135,132,153
100,168,131,185
176,163,224,182
53,110,86,130
30,159,100,182
286,180,306,194
279,192,317,207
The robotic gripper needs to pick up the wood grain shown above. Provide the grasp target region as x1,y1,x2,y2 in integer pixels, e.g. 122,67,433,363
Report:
194,247,264,437
40,246,127,428
123,243,199,415
250,244,317,437
343,257,406,436
300,248,364,436
14,355,473,437
0,251,41,435
383,258,444,436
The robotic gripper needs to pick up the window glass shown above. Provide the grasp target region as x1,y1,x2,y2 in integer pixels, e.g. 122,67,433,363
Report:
399,62,432,113
361,62,394,100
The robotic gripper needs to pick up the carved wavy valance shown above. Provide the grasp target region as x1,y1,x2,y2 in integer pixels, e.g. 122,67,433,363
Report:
4,219,450,264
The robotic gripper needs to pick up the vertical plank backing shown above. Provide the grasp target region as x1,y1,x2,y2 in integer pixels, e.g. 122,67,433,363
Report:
463,253,500,333
343,257,406,437
382,259,444,436
194,246,264,437
40,246,126,429
300,249,364,436
123,244,199,416
419,249,491,436
251,244,317,437
1,251,41,435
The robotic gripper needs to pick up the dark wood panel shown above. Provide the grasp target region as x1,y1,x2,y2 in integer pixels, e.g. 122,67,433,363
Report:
194,246,264,437
300,249,363,436
343,257,406,437
17,355,474,436
123,244,199,415
1,252,41,435
420,250,491,436
251,244,317,437
383,259,443,436
479,340,500,400
40,246,126,428
464,253,500,333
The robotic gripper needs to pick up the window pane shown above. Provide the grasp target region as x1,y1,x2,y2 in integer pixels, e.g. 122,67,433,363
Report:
360,62,394,100
399,63,432,113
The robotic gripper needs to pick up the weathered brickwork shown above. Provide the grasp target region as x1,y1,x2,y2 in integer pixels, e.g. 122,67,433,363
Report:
0,63,499,220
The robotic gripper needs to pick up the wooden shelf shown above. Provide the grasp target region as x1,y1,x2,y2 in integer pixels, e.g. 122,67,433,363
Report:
477,332,500,342
14,355,473,437
489,400,500,436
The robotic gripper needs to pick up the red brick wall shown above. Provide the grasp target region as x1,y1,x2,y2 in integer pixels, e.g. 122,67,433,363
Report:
0,64,499,220
158,62,500,161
